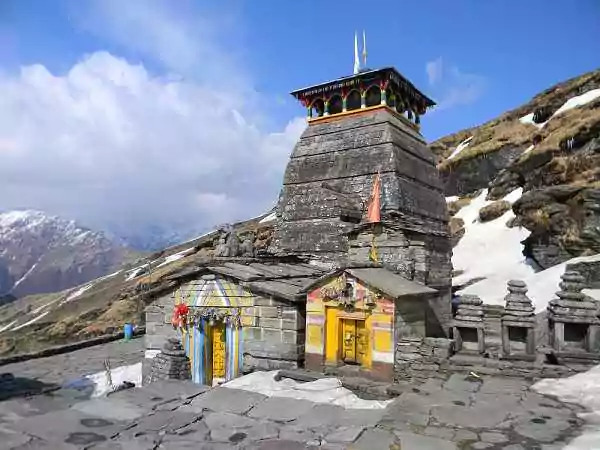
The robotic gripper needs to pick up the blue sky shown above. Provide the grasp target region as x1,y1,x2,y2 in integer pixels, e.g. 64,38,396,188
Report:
0,0,598,245
2,0,599,140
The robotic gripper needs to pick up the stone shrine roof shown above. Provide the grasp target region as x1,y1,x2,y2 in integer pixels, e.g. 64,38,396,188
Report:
304,266,437,300
163,258,330,303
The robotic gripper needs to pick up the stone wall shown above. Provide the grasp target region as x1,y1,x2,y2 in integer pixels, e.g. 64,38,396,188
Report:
143,293,181,382
348,225,452,336
144,289,306,377
240,294,305,372
272,108,450,257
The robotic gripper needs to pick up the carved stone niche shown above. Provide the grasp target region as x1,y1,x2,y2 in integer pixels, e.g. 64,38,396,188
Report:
547,270,600,355
501,280,536,360
452,295,485,354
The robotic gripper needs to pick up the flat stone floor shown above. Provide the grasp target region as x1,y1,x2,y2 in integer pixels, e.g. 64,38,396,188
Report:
0,337,144,385
0,373,588,449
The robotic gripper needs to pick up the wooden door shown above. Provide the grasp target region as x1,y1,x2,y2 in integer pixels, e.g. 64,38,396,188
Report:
356,320,369,366
212,323,227,382
341,319,357,364
340,319,369,366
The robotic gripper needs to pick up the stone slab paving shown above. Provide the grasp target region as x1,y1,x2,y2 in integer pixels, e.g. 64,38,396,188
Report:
0,337,145,385
0,373,591,449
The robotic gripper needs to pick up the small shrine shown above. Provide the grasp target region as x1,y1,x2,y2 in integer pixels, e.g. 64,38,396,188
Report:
547,270,600,355
452,294,485,354
501,280,536,359
146,338,191,383
144,259,328,387
304,266,438,381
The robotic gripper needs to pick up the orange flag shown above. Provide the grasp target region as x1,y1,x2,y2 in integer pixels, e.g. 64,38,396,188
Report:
366,172,381,223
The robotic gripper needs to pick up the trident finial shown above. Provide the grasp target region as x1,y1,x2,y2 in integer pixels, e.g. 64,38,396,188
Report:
353,31,360,75
362,30,367,67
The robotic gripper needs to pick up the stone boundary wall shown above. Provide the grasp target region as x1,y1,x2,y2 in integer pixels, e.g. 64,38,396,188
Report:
0,327,146,367
393,336,593,382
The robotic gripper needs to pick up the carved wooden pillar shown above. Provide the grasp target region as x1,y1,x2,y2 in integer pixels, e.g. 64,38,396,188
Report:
380,81,388,106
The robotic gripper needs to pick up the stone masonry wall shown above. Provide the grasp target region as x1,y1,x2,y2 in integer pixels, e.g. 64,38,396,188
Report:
241,294,305,372
273,109,450,257
144,290,305,377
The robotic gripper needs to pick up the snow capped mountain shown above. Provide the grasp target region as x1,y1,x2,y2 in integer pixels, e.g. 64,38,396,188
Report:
0,209,141,299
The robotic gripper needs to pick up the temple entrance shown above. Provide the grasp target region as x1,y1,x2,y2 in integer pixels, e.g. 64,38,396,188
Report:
325,306,371,370
204,321,227,386
340,318,368,365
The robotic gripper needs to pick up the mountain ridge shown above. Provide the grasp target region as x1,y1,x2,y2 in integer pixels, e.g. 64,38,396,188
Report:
0,209,143,299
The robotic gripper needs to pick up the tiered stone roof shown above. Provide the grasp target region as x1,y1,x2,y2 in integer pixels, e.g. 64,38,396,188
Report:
547,271,599,324
502,280,535,327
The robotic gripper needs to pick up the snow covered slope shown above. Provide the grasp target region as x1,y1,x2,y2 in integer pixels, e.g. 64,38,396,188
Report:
451,190,600,312
0,210,139,298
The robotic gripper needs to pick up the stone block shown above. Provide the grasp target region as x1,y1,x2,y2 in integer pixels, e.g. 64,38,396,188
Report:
241,307,257,316
248,397,315,422
261,328,284,342
254,296,275,307
241,316,258,327
258,306,280,318
282,330,300,345
242,327,263,341
259,317,283,329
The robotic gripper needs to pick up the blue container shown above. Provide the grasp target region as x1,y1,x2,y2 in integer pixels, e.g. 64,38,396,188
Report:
124,323,134,340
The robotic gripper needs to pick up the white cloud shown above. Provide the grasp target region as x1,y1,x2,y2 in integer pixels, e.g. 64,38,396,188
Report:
425,57,444,85
0,51,305,244
425,57,487,111
0,1,306,246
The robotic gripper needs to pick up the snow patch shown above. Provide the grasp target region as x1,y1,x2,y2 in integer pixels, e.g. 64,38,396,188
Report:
126,264,148,281
85,362,143,397
0,320,17,333
259,211,277,223
519,88,600,130
519,112,544,128
448,136,473,160
156,247,196,268
61,283,94,304
454,188,600,312
223,371,391,409
11,311,49,331
446,196,459,203
11,262,39,290
534,366,600,449
523,144,535,154
553,88,600,117
453,188,536,306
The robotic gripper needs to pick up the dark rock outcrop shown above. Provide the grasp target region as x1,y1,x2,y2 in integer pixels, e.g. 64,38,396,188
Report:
440,145,525,197
512,186,600,269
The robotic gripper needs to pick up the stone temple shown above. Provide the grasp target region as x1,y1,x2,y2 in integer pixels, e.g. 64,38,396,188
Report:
272,65,453,333
144,55,456,384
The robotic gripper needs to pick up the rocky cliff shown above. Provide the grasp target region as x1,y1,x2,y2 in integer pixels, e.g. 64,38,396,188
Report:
433,69,600,269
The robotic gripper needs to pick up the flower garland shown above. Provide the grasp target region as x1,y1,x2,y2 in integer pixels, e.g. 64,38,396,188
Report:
171,305,242,330
171,304,189,329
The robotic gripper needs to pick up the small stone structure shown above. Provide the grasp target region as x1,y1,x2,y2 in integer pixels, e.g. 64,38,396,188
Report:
145,259,327,387
147,338,191,383
547,270,600,354
501,280,536,359
303,266,438,382
452,294,485,354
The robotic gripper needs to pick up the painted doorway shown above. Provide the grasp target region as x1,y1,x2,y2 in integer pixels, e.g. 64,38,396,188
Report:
203,321,227,386
340,318,368,365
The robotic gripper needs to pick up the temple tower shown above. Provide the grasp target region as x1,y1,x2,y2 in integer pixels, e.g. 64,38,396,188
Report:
272,52,452,311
